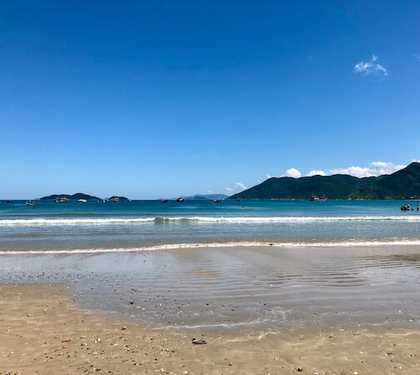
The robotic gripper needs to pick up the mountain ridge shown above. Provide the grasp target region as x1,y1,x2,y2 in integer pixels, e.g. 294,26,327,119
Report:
230,162,420,200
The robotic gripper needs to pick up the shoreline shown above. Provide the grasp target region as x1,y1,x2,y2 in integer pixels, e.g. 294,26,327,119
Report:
2,245,420,333
2,283,420,374
2,239,420,255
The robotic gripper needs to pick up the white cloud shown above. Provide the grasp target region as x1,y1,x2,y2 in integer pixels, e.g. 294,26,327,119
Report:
277,161,408,180
229,161,412,194
330,166,371,177
354,55,388,77
307,170,327,177
370,161,406,175
225,182,247,194
284,168,302,178
235,182,247,190
329,161,405,178
257,174,272,183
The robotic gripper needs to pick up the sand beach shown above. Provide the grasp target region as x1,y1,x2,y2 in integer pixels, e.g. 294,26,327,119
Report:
2,259,420,374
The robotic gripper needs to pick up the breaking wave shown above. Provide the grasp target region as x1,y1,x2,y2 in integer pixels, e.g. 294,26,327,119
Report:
0,215,419,226
1,239,420,255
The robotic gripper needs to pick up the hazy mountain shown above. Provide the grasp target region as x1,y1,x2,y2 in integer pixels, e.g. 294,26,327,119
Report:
182,194,228,200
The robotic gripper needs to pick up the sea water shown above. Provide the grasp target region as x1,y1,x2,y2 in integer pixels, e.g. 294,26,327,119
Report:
0,199,419,253
2,199,420,329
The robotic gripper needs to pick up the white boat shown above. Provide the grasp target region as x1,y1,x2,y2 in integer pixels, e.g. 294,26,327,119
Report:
78,199,88,203
309,195,327,202
55,197,70,203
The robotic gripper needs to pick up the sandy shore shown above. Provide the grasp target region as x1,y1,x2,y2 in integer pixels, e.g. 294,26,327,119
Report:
1,284,420,374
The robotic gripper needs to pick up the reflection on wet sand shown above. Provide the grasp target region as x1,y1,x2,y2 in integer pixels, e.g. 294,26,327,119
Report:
1,245,420,330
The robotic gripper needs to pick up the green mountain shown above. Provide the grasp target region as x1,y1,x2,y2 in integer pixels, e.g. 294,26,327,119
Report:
230,162,420,200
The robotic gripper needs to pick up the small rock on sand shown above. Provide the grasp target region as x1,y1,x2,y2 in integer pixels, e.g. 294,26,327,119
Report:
192,338,207,345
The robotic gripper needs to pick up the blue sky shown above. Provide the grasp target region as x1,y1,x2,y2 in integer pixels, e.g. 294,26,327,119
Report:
1,1,419,198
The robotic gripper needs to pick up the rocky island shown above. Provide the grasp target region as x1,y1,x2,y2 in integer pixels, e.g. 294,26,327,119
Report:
107,196,130,202
40,193,102,202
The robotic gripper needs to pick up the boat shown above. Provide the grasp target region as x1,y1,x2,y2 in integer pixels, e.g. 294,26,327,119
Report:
161,199,169,203
25,200,35,207
309,195,327,202
108,196,129,203
401,203,412,211
55,197,70,203
176,197,185,203
78,199,88,203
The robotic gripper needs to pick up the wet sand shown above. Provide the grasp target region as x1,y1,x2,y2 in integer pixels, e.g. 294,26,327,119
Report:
2,245,420,330
2,283,420,374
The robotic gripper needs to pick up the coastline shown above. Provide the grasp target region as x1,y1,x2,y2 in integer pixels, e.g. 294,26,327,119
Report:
2,244,420,332
2,283,420,374
2,239,420,255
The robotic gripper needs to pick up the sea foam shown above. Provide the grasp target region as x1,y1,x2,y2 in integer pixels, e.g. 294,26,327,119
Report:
1,239,420,255
0,215,419,226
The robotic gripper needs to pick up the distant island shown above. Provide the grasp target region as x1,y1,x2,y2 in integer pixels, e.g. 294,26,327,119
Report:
39,193,131,202
108,196,129,202
38,193,227,202
40,193,102,202
230,162,420,200
182,194,228,201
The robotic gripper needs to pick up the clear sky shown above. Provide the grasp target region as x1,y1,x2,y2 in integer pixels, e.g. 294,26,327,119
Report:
1,0,419,199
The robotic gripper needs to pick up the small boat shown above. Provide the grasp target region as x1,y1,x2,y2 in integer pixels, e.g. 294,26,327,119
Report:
161,199,169,203
309,195,327,202
213,199,222,204
25,200,35,207
176,197,185,203
401,203,412,211
78,199,88,203
108,196,129,203
55,197,70,203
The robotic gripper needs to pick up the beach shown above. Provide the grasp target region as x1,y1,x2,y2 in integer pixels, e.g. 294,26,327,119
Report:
2,282,420,375
3,0,420,371
2,200,420,373
2,244,420,330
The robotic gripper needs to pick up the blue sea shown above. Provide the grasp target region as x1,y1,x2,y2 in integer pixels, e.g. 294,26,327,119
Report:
0,199,419,253
3,199,420,329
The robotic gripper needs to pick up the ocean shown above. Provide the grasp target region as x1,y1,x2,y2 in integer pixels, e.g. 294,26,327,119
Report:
0,199,419,253
2,199,420,329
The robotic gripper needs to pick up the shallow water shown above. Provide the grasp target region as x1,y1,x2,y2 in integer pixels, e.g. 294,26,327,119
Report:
2,245,420,330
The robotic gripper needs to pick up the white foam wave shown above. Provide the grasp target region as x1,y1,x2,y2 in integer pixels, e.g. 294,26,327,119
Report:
0,215,420,226
0,217,155,226
155,318,276,330
1,239,420,255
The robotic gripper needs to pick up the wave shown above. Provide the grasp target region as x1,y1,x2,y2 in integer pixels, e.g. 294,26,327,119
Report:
0,217,155,226
0,215,420,226
1,239,420,255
